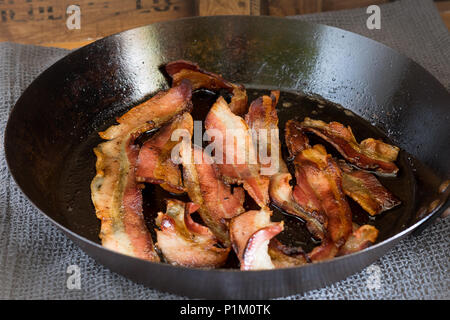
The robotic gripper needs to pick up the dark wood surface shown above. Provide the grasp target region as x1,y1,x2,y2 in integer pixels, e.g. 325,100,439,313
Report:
0,0,448,49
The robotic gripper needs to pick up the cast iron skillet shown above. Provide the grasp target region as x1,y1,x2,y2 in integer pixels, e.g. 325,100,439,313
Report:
4,16,450,299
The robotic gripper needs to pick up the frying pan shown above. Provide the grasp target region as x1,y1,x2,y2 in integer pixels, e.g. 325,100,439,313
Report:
4,16,449,299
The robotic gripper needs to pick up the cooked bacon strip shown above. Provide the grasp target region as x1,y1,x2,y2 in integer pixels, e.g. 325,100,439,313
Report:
338,224,379,256
285,119,310,159
166,60,248,115
91,81,192,260
339,160,401,215
99,80,193,140
300,118,400,176
274,121,352,262
155,200,230,268
229,208,284,270
268,239,307,268
136,113,193,194
295,144,353,249
269,172,326,240
270,120,326,239
205,96,270,207
180,140,245,246
245,91,288,175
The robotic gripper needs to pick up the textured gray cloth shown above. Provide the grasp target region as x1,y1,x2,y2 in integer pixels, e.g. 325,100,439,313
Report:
0,0,449,299
292,0,450,90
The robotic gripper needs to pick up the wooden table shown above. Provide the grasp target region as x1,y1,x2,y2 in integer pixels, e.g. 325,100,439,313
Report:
0,0,448,50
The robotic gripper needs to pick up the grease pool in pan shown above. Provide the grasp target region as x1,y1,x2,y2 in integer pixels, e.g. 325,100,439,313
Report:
58,88,416,266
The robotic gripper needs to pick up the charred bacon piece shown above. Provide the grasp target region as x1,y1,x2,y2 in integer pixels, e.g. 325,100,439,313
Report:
339,160,401,215
180,140,245,246
245,91,288,175
166,60,248,115
300,118,400,176
229,208,284,270
205,96,270,208
155,200,230,268
136,113,193,194
91,81,192,261
338,224,379,256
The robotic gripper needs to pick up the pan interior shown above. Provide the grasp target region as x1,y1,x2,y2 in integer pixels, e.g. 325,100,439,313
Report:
57,87,416,267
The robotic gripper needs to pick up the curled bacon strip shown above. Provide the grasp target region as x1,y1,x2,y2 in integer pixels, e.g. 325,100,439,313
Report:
245,91,288,175
136,112,193,194
269,172,326,240
270,120,326,240
155,200,230,268
296,144,353,249
338,224,379,256
301,118,400,176
91,81,192,260
166,60,248,115
229,208,284,270
205,96,270,207
339,160,401,215
180,140,245,246
272,120,353,262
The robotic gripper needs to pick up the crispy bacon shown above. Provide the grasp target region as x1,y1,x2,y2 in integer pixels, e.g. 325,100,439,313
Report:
245,91,288,175
205,96,270,207
91,81,192,260
338,224,379,256
269,120,327,239
285,119,310,159
300,118,400,176
99,80,193,140
180,140,245,246
166,60,248,115
155,199,230,268
295,145,353,249
268,239,307,268
269,172,326,240
339,160,401,215
274,121,353,262
229,208,284,270
136,113,193,194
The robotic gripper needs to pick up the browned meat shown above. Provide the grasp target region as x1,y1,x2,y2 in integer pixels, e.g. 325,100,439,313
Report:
339,160,401,215
155,200,230,268
166,60,248,115
245,91,288,175
180,140,245,246
301,118,400,176
91,81,192,260
229,208,284,270
136,112,193,194
205,96,270,207
338,224,379,256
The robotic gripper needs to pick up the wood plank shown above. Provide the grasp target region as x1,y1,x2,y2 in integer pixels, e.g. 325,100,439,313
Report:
197,0,261,16
321,0,389,11
268,0,323,16
436,1,450,30
0,0,195,44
